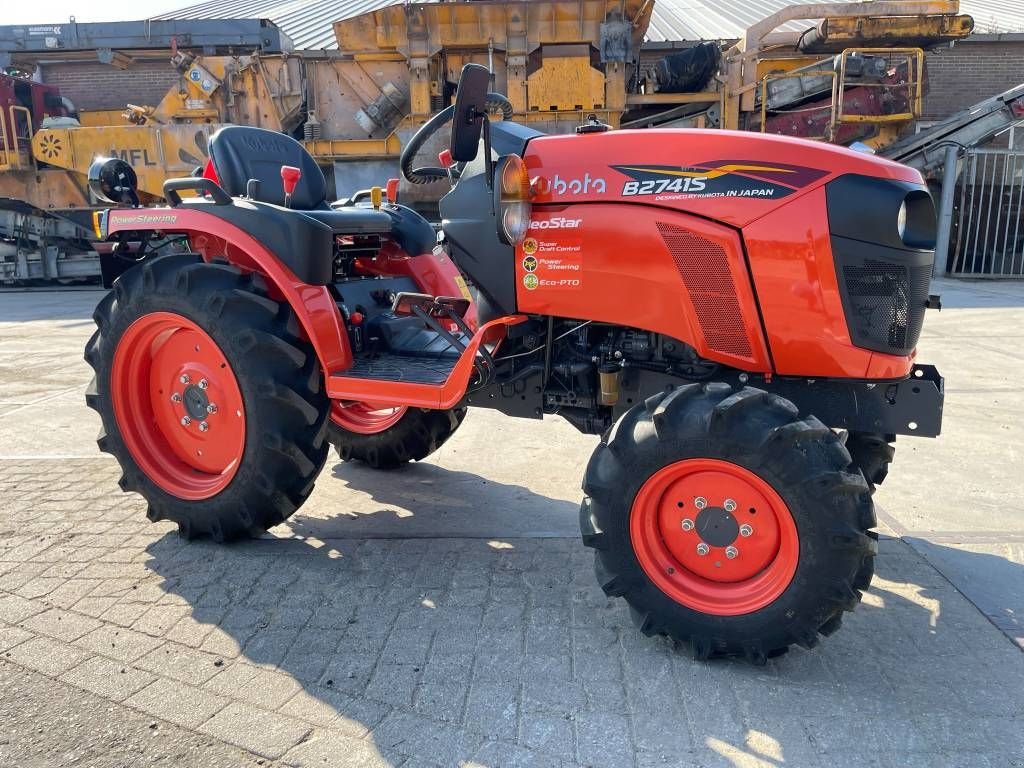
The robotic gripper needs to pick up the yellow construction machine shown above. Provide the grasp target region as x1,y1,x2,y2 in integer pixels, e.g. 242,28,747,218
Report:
0,0,975,282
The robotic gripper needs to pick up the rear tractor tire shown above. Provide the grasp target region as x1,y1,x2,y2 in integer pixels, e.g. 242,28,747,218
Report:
580,383,877,663
85,254,330,541
328,404,467,470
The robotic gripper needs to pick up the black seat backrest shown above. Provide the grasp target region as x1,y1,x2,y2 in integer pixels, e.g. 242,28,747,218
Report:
209,126,326,209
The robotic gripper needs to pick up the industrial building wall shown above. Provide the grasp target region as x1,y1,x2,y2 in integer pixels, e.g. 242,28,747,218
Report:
923,39,1024,121
40,60,179,112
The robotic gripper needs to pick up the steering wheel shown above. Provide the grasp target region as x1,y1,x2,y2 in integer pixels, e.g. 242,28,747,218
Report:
400,93,513,185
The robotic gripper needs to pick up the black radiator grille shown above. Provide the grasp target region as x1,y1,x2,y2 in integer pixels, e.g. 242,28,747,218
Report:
839,256,931,356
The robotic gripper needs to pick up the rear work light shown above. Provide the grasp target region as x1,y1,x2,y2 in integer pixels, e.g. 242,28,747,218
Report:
495,154,532,245
92,209,107,240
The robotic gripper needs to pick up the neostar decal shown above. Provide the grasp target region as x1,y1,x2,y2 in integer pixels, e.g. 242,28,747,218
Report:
611,161,828,200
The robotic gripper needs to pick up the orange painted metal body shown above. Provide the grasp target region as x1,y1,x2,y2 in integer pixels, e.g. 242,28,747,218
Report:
107,205,354,375
107,203,516,409
521,128,925,379
326,315,526,409
107,124,928,415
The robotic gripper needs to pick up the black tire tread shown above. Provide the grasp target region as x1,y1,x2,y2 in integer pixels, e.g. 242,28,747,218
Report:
328,406,467,470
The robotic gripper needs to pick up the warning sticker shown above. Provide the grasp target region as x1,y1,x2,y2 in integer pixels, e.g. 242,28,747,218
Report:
519,227,583,291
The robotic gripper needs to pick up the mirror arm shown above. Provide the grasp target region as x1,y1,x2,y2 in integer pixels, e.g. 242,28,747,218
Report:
481,111,495,216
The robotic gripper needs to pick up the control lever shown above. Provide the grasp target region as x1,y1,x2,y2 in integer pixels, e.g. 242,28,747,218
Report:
438,149,455,185
280,165,301,208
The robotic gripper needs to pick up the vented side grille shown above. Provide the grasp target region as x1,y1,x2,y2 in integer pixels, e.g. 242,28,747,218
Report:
657,222,753,359
841,259,931,355
831,231,933,356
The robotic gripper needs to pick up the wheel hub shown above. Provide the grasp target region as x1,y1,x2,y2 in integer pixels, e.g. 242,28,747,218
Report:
182,384,211,421
695,506,739,547
629,458,799,616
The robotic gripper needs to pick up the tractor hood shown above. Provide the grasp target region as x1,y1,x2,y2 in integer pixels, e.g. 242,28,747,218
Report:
523,128,925,229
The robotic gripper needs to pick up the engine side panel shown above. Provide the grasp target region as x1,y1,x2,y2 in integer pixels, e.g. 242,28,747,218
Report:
515,204,771,371
743,188,915,379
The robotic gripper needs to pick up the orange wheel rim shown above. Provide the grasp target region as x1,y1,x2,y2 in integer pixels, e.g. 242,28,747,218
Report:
111,312,245,500
629,458,798,616
331,400,407,435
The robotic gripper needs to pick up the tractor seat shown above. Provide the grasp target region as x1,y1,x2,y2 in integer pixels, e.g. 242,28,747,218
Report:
208,126,391,235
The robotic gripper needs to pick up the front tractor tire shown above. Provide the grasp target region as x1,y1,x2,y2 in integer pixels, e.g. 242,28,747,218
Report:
85,254,330,541
581,383,877,663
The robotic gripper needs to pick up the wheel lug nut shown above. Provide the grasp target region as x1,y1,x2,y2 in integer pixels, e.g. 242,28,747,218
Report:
694,496,707,510
724,498,737,512
206,403,218,414
180,416,191,426
199,421,209,432
171,393,182,403
696,543,710,556
681,518,694,531
739,524,753,537
198,378,209,390
725,546,739,559
180,374,190,384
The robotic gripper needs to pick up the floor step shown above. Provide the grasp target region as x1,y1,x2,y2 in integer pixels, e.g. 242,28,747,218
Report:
341,353,458,385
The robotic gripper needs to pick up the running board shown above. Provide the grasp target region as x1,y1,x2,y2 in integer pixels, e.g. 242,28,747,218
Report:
326,315,527,409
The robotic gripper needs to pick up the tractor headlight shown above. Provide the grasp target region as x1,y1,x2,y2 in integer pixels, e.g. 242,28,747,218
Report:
495,154,532,245
897,200,907,241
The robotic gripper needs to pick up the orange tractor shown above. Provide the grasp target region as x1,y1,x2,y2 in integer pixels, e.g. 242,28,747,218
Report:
86,65,943,661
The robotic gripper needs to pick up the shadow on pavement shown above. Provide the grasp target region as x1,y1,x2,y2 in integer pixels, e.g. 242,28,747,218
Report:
279,460,580,539
141,464,1024,767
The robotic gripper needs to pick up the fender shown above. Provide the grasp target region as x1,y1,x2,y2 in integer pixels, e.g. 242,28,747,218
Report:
106,206,353,374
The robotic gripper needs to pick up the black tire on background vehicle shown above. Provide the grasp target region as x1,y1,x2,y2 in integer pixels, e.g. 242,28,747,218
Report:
328,407,468,470
85,254,330,541
580,382,877,663
845,432,895,489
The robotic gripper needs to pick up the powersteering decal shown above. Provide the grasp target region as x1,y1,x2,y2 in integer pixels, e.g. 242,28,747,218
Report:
109,212,179,226
519,222,583,291
612,161,827,200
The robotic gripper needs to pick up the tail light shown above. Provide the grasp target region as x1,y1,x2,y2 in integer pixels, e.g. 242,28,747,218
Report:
495,154,532,245
92,209,107,239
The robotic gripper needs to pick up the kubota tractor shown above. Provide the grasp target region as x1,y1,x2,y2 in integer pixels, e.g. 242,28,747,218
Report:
85,64,943,662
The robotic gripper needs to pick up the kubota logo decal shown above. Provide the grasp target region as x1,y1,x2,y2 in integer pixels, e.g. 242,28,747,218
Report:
533,173,607,196
612,161,827,200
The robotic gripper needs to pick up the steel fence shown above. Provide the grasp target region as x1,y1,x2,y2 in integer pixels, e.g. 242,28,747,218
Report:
951,149,1024,277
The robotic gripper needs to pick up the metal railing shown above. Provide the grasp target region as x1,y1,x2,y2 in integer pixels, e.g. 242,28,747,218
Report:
951,149,1024,277
757,48,924,143
0,105,35,171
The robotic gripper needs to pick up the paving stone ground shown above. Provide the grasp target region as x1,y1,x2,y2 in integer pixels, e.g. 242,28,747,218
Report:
1,281,1023,767
2,459,1024,767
